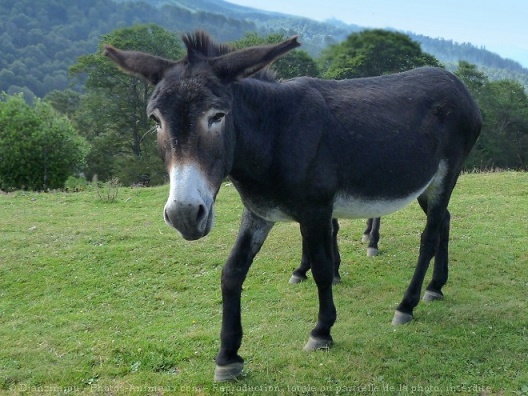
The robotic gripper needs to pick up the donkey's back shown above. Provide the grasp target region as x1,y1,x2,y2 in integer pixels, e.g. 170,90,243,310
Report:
290,67,480,152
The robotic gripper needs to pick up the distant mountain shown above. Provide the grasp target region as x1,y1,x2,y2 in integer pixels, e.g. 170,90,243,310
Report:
128,0,528,87
113,0,364,54
1,0,526,100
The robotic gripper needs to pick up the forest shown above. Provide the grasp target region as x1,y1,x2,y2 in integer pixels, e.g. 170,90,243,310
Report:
1,0,527,191
0,0,258,99
1,0,527,101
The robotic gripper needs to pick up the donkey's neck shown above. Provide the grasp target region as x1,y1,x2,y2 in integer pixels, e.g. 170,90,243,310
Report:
228,79,291,181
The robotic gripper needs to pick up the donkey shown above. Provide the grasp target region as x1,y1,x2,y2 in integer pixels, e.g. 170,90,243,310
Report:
104,31,482,381
290,217,381,285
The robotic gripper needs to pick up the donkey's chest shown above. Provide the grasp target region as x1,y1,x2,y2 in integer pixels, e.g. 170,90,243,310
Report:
248,202,295,222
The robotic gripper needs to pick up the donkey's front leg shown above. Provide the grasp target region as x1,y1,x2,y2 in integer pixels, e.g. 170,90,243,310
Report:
214,209,273,381
299,214,337,351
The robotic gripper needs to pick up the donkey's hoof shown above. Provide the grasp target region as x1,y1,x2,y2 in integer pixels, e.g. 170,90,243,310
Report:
361,234,370,243
366,247,379,257
391,310,413,325
289,274,307,284
303,336,333,352
214,362,244,382
422,290,444,302
332,276,342,285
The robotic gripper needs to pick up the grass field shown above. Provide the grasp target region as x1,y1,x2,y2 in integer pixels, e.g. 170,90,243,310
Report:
1,172,527,395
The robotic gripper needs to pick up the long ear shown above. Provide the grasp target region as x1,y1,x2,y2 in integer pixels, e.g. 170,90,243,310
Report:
103,45,178,85
209,36,301,83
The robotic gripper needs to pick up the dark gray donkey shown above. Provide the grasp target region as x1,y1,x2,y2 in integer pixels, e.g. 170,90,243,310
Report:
104,31,482,381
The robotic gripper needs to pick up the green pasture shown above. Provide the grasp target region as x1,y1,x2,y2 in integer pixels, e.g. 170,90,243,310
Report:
0,172,526,395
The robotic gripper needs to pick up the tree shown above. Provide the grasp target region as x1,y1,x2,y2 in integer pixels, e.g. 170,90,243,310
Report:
233,32,320,79
455,61,528,169
0,94,88,191
274,50,320,79
319,29,442,79
454,60,488,99
476,79,528,169
69,24,184,185
44,89,81,119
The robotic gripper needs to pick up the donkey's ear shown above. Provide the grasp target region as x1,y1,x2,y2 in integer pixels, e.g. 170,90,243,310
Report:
210,36,301,83
103,45,178,85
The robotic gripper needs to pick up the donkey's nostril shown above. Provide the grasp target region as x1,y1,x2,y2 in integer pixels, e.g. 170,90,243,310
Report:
196,204,207,223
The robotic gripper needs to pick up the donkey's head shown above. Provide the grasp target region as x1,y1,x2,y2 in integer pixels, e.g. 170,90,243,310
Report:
104,31,300,240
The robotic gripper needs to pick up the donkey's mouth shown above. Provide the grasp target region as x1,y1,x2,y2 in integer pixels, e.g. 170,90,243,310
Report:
164,203,214,241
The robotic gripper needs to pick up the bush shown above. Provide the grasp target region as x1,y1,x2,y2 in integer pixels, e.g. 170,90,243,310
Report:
64,175,89,192
92,176,121,202
0,93,89,190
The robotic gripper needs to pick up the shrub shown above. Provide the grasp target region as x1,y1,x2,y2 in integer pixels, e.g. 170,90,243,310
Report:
0,93,89,190
64,175,89,192
92,175,121,202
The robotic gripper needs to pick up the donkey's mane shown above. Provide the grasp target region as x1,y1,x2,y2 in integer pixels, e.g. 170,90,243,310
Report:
182,30,233,58
182,30,278,82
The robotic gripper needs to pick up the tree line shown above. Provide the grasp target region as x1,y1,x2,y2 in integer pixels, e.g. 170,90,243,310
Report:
1,25,526,191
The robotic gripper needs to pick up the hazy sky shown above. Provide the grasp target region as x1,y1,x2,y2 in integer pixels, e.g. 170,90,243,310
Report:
226,0,528,68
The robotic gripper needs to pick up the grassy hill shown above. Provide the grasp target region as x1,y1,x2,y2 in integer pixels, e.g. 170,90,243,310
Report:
1,172,526,394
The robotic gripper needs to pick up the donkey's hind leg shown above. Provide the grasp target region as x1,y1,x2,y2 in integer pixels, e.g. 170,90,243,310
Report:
361,218,373,243
289,246,310,284
392,184,454,325
423,210,450,302
414,196,450,302
290,219,341,284
362,217,381,257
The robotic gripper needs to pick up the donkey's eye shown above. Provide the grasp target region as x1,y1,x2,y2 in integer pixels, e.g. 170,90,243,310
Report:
149,114,161,128
209,112,225,127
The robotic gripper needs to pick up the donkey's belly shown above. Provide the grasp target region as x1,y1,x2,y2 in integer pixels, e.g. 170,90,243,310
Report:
252,189,425,223
333,160,447,219
247,184,426,223
238,160,447,222
333,190,424,219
